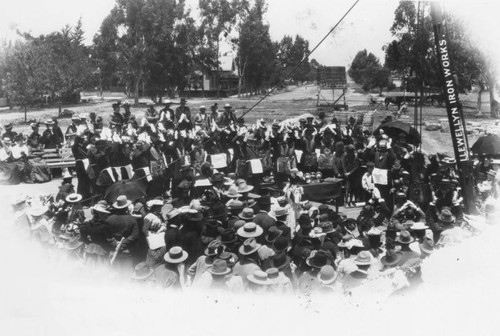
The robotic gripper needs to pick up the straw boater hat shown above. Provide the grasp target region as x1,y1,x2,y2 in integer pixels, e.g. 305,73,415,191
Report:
396,230,415,245
238,238,261,255
113,195,132,209
208,259,232,276
132,262,154,280
381,250,403,267
247,270,274,286
318,265,338,285
164,246,188,263
65,193,82,203
237,222,263,238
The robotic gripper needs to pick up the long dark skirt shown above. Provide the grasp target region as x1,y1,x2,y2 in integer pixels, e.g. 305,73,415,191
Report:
0,161,22,184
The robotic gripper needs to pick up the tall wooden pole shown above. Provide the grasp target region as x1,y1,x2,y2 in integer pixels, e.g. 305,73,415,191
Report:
431,2,476,214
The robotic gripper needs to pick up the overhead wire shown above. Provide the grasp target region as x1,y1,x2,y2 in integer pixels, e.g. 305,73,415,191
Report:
77,0,361,202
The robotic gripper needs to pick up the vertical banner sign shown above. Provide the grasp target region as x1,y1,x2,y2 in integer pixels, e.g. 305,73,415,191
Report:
431,2,476,214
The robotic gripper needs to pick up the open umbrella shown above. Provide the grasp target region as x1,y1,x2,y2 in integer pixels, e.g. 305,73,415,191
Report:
375,120,421,145
104,180,147,204
471,134,500,155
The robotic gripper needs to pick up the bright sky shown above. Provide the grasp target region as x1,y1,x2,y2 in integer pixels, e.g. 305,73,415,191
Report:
0,0,499,72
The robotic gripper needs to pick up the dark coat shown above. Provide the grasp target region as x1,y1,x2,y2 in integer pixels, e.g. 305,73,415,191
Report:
253,212,276,233
106,213,139,249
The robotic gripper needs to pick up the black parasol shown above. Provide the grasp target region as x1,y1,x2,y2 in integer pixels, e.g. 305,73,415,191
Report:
375,120,421,145
104,180,147,204
471,134,500,155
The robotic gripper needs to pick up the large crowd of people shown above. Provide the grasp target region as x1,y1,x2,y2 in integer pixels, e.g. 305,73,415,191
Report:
4,98,500,295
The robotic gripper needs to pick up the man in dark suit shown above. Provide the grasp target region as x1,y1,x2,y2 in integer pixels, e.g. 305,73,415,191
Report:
253,196,276,233
106,195,140,259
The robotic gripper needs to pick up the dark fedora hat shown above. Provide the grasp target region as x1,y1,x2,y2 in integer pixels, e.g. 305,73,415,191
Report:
210,173,225,183
203,220,222,239
209,202,226,219
438,208,456,223
187,211,204,222
318,204,330,214
221,228,237,244
270,251,291,270
204,239,223,256
264,226,283,244
307,250,332,269
297,213,312,229
381,250,403,267
273,236,289,253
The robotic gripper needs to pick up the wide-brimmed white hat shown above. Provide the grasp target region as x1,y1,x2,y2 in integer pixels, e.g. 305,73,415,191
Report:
65,193,82,203
164,246,188,263
237,222,263,238
247,270,275,285
113,195,132,209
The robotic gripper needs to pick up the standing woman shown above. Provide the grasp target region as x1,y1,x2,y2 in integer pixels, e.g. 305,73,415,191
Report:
342,144,360,207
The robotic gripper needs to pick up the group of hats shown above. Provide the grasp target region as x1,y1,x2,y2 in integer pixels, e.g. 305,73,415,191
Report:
247,269,280,286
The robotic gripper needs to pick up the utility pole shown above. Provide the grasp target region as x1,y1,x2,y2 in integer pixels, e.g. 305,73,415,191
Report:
431,2,476,214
